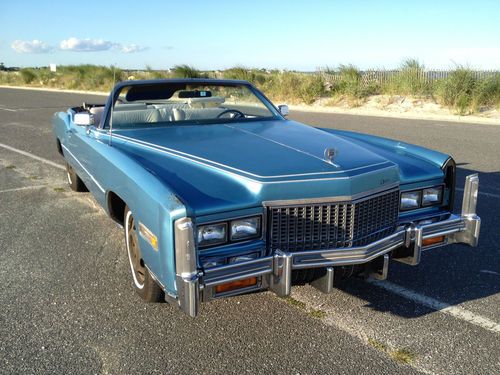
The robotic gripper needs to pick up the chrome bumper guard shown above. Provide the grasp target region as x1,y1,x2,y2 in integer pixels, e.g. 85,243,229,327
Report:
174,174,481,317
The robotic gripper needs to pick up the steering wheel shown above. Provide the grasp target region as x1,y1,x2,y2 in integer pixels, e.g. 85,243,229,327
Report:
216,109,245,119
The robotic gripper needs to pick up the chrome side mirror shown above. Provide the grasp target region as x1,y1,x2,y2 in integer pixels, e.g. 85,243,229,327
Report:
74,112,94,126
278,104,289,117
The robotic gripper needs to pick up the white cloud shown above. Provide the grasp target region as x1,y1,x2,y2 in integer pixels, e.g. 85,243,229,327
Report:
11,39,52,53
121,44,148,53
60,37,118,52
59,37,147,54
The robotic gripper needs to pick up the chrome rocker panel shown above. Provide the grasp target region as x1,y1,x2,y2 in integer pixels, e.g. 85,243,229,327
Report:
174,174,481,317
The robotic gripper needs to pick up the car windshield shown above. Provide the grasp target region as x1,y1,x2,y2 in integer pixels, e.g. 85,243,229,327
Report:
108,82,280,129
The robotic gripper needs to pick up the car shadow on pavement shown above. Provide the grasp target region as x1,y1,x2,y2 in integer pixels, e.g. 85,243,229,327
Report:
333,167,500,319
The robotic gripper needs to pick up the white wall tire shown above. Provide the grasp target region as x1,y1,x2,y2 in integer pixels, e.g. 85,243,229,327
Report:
123,206,164,302
125,210,145,290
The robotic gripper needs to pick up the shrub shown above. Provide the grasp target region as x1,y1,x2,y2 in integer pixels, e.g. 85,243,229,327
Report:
20,68,36,84
297,74,325,104
145,65,168,79
328,65,378,104
261,71,324,104
223,67,267,85
382,59,429,96
472,75,500,111
436,67,476,115
38,68,55,86
171,64,206,78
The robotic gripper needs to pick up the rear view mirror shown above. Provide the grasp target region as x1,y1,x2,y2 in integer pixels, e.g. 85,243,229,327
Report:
74,113,94,126
278,104,289,117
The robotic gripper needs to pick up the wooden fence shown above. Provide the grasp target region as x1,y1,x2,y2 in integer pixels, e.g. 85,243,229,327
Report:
319,69,499,85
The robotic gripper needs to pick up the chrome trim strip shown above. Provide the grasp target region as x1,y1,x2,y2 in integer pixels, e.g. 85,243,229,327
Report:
449,174,480,247
291,229,405,268
310,267,335,293
262,184,399,206
100,131,394,182
174,217,199,318
61,144,105,193
461,174,479,216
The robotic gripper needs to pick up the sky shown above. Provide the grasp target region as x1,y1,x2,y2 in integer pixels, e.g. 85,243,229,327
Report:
1,0,499,71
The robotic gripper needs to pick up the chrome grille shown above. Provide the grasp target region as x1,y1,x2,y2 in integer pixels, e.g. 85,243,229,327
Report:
268,189,400,252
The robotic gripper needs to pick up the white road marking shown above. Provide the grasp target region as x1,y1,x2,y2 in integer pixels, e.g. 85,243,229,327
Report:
456,187,500,199
0,185,50,194
368,279,500,334
0,142,65,170
480,270,500,276
0,107,17,112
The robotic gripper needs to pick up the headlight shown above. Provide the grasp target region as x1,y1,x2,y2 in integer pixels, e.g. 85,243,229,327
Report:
422,186,443,206
400,191,421,210
401,185,444,210
197,223,227,248
230,216,261,241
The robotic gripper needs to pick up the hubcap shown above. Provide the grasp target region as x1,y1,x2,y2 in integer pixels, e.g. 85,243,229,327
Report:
126,211,146,288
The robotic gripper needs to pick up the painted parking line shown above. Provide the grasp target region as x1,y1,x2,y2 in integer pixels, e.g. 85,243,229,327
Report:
0,142,65,170
368,279,500,334
0,185,50,194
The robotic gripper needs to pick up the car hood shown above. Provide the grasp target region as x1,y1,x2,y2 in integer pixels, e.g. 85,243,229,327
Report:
111,120,438,216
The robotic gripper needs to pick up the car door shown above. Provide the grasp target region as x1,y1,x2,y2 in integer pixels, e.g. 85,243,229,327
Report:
65,121,107,206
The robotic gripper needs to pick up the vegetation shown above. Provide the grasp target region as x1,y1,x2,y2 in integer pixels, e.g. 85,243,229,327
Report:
222,66,266,85
171,64,207,78
382,59,430,96
0,62,498,115
327,64,379,106
435,67,500,115
368,338,417,364
20,68,37,84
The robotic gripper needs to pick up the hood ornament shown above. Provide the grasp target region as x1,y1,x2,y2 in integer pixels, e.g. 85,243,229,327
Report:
324,148,337,164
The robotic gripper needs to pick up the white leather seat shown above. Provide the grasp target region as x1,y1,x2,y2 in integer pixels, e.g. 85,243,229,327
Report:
111,108,161,126
114,103,148,111
182,108,225,120
172,108,186,121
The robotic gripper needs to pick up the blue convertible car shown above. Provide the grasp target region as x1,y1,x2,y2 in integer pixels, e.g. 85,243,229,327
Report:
52,79,481,317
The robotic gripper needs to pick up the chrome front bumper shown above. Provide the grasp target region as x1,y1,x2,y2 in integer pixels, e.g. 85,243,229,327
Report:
174,174,481,317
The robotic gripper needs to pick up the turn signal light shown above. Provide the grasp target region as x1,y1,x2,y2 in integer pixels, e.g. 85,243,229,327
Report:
422,236,445,247
215,277,257,293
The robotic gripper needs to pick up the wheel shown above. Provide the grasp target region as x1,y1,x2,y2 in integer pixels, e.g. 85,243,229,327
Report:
124,206,164,302
66,163,87,192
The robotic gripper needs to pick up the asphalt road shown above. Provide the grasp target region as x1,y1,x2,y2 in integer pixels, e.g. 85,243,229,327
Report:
0,87,498,374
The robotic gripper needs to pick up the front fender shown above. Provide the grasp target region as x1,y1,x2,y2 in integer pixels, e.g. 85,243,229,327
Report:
319,128,450,185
